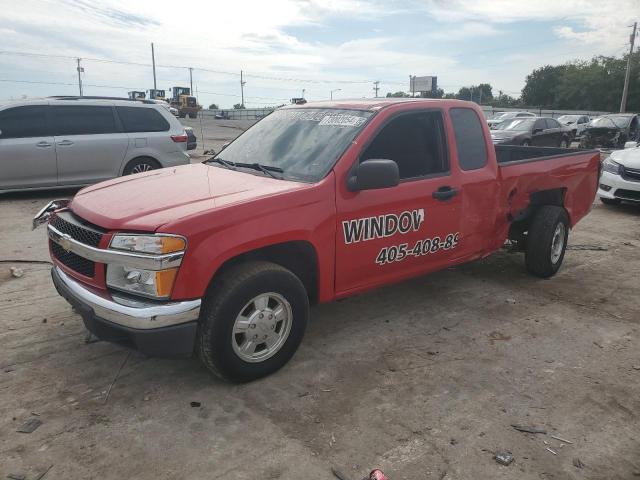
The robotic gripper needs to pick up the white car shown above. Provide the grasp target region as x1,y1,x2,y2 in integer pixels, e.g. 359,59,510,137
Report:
598,147,640,205
151,99,179,117
487,111,536,129
0,97,190,192
557,114,590,138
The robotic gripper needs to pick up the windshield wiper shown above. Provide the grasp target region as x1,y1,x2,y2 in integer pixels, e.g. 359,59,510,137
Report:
206,157,237,170
234,162,283,179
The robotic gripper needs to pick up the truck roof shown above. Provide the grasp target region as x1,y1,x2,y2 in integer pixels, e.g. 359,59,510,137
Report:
282,98,476,111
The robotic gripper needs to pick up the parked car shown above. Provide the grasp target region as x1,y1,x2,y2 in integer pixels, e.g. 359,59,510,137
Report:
598,146,640,205
487,111,536,129
557,114,590,138
35,98,599,382
184,126,197,150
150,99,179,117
490,117,572,147
580,114,640,149
0,97,190,193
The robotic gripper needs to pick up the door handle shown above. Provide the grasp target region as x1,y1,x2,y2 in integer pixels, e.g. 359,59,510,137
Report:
36,141,52,147
432,186,458,201
56,140,74,146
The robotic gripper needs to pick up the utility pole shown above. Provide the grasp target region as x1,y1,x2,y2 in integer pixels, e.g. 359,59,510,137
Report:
240,70,246,107
410,75,414,97
373,80,380,97
620,21,637,113
479,87,483,105
76,58,84,96
189,67,193,93
151,43,157,90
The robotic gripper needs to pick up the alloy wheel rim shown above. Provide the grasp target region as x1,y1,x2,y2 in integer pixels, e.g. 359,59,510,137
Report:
231,292,292,363
550,223,566,264
131,163,154,174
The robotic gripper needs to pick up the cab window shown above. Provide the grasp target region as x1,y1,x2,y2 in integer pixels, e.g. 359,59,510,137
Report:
450,107,488,171
361,111,448,180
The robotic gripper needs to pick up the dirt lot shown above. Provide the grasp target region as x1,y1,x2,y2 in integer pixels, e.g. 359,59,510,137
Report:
1,175,640,478
180,117,256,158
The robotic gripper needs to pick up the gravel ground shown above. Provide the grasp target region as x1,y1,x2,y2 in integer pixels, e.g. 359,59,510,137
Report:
1,158,640,479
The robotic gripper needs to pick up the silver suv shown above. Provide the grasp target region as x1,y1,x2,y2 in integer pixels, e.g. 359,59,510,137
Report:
0,97,191,192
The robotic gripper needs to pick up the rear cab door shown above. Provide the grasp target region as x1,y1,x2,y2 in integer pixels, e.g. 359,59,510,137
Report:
0,103,57,190
334,104,463,295
52,102,129,185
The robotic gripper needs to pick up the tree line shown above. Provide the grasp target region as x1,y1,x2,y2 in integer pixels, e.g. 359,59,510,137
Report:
386,50,640,112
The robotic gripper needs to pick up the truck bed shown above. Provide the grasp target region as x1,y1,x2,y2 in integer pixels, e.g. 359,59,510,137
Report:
495,145,588,164
495,145,601,235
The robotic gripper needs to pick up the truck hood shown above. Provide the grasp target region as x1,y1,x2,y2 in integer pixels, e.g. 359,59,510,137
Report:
69,163,310,231
610,147,640,169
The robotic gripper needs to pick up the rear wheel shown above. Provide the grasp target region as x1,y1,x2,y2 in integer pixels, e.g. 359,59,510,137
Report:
525,206,569,278
522,140,531,146
122,157,160,175
189,112,197,119
197,261,309,382
600,197,621,206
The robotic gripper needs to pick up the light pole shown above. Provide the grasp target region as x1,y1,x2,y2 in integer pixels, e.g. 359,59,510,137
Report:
330,88,342,100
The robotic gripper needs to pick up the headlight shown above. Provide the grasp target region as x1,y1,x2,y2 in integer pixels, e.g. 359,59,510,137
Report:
107,234,186,299
110,234,186,254
106,265,178,299
602,157,622,175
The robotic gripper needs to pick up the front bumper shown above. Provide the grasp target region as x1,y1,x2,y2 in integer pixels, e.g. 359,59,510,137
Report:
52,266,201,357
598,171,640,202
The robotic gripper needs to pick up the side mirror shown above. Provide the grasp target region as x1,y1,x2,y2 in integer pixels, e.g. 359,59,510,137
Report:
533,128,543,134
347,159,399,192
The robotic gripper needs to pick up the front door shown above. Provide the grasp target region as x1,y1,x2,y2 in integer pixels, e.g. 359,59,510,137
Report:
0,105,57,190
531,118,552,146
51,105,129,185
335,109,462,294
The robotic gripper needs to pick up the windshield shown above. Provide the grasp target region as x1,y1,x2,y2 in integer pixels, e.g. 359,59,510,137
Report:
211,108,373,182
495,118,535,131
491,112,512,120
589,117,618,128
605,115,632,128
558,115,579,123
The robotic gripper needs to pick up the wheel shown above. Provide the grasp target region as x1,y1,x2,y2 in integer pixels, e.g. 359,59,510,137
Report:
197,261,309,382
522,140,531,146
559,137,569,148
122,157,160,175
600,197,621,206
189,112,197,119
179,112,186,118
525,205,569,278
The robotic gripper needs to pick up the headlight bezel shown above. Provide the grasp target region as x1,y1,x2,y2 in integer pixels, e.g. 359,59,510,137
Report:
106,233,186,299
109,233,187,255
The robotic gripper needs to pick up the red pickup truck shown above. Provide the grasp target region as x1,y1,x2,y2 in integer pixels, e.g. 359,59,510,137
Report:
35,99,600,382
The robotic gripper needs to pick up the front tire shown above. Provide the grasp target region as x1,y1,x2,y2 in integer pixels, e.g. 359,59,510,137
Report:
525,206,569,278
197,261,309,382
522,139,531,146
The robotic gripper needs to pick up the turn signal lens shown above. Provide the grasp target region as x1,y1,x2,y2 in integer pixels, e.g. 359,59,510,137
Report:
155,268,178,297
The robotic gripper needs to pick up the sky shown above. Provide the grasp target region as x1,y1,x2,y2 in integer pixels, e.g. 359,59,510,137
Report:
0,0,637,108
